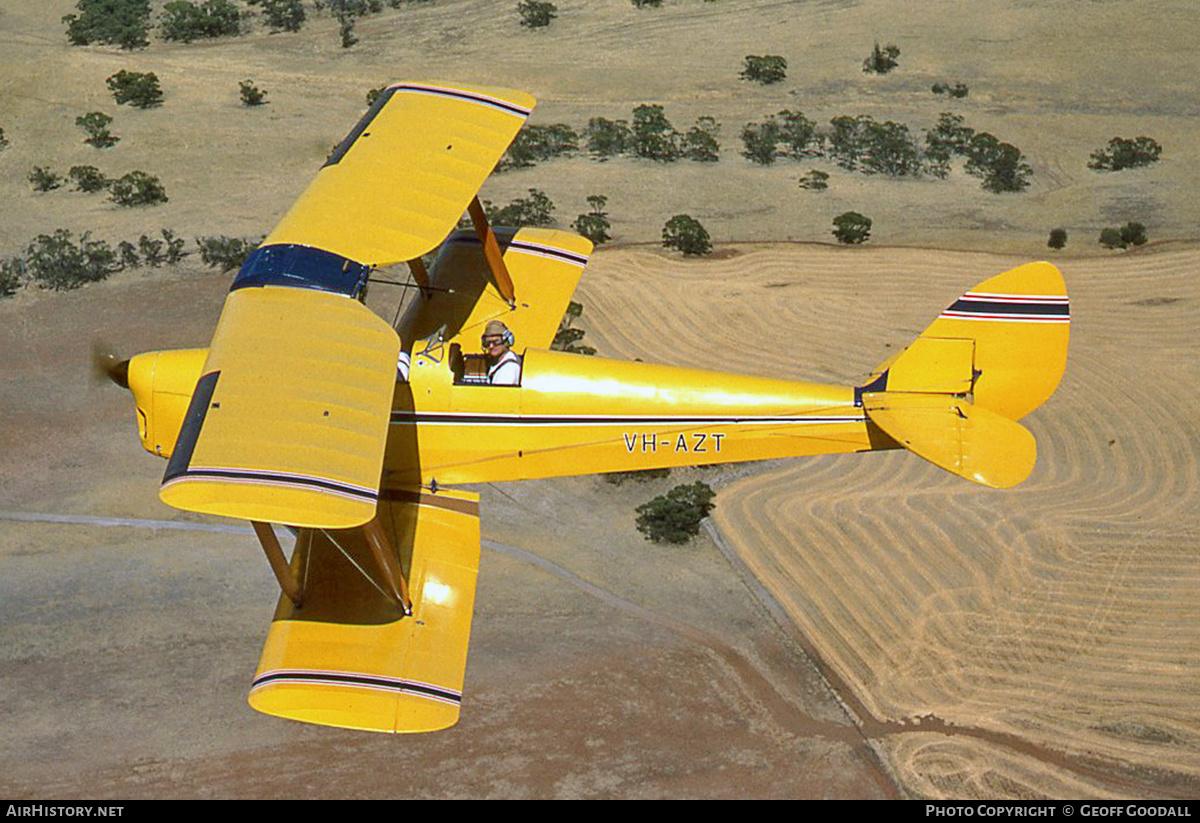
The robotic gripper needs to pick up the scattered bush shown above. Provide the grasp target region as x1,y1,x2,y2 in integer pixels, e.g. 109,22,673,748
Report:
24,230,119,290
160,0,243,42
1099,222,1148,250
107,70,162,108
827,115,924,176
932,82,969,98
1048,228,1068,250
1088,136,1162,172
63,0,151,50
552,300,596,355
604,467,670,485
863,42,901,74
139,229,188,266
29,167,64,192
662,214,711,256
197,235,258,271
964,132,1033,193
517,0,557,28
499,123,577,170
0,127,9,152
239,79,268,106
486,188,556,227
571,195,611,246
832,211,871,244
262,0,306,31
109,171,168,207
681,116,721,162
741,55,788,85
630,0,663,6
798,169,829,191
1,258,26,298
76,112,119,148
68,165,111,193
634,481,716,544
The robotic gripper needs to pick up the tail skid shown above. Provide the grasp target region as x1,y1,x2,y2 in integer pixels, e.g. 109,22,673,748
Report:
861,262,1069,488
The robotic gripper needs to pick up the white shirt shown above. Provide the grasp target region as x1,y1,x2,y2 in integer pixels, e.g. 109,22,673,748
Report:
488,350,522,385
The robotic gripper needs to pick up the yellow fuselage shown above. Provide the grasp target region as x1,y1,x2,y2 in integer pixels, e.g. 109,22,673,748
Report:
386,348,874,487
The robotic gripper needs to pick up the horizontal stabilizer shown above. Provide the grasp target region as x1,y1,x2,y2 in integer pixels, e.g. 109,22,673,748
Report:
862,391,1036,488
249,488,481,733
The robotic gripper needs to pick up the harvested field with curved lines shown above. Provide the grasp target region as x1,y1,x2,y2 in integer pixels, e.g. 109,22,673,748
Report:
576,242,1200,798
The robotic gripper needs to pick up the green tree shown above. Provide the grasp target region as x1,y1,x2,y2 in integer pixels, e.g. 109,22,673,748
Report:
964,132,1032,192
631,105,680,162
107,70,163,108
571,195,612,246
517,0,557,28
76,112,119,148
28,167,63,192
160,0,242,42
635,482,716,544
1099,222,1148,249
741,118,781,165
1047,228,1068,250
499,123,577,170
63,0,151,49
487,189,556,226
583,117,632,160
262,0,306,31
662,214,712,256
552,300,597,355
0,257,24,298
197,235,258,271
740,55,788,85
798,169,829,191
681,116,720,162
832,211,871,244
1088,136,1162,171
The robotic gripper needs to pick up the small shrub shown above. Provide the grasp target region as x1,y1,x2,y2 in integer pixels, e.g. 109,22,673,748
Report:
24,230,119,290
605,467,670,485
741,55,787,85
29,167,63,192
1099,222,1148,250
1088,136,1162,172
262,0,306,31
160,0,243,42
0,257,25,298
662,214,711,256
63,0,151,49
630,0,662,6
68,165,111,193
138,229,188,267
571,195,611,245
832,211,871,244
932,82,969,98
517,0,556,28
197,235,258,271
106,70,162,108
798,169,829,191
634,481,716,544
863,42,901,74
76,112,119,148
339,16,358,47
239,79,268,106
0,127,10,152
109,171,168,207
1047,228,1068,250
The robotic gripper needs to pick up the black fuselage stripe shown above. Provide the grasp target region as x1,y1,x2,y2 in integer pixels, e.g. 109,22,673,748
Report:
389,413,866,425
947,299,1070,316
253,671,461,703
169,469,377,501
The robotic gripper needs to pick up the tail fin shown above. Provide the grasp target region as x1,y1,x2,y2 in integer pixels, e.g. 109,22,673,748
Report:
860,262,1069,488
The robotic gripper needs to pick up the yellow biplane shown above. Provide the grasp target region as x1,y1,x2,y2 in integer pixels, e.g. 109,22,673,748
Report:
101,82,1069,734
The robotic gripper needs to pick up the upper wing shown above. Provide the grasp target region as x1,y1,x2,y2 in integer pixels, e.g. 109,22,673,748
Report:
263,82,536,267
248,488,481,733
398,226,593,352
159,284,399,529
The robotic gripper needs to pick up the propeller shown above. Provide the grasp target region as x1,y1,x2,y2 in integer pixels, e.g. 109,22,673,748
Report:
91,340,130,389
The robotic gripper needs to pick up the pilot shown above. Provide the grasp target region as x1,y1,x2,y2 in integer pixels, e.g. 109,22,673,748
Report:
482,320,522,385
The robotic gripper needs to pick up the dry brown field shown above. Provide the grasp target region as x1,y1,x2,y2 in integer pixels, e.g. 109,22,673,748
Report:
2,0,1198,800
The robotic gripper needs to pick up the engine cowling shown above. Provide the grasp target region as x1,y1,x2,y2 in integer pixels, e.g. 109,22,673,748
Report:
124,349,209,459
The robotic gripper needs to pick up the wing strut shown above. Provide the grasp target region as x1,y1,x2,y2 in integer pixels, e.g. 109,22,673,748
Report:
467,196,516,308
252,521,306,608
363,518,414,615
